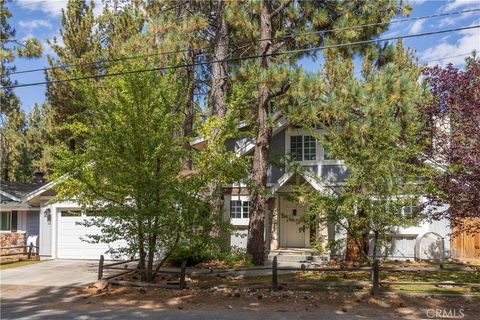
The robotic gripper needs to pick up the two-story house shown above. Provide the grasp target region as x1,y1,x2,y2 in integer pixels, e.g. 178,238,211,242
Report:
192,115,451,262
0,115,452,262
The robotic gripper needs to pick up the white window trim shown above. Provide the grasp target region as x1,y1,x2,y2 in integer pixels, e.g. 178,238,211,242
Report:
59,208,84,217
285,128,344,166
225,195,251,226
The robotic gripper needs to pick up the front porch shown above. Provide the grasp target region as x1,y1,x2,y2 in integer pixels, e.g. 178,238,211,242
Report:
266,248,329,266
266,173,331,260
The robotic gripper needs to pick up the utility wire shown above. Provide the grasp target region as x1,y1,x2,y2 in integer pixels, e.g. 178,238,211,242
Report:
188,51,478,97
3,25,480,90
9,7,480,76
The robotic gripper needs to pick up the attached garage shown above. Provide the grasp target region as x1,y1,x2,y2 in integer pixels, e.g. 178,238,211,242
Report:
56,209,113,260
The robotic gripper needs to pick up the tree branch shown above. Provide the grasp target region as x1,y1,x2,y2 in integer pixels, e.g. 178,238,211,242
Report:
270,0,292,18
269,80,290,99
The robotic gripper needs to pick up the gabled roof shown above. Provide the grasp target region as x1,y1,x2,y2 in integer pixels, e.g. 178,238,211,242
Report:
267,171,327,198
190,112,289,154
23,179,58,203
0,181,49,202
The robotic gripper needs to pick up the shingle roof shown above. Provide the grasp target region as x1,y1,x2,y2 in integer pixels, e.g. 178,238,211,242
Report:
0,181,49,201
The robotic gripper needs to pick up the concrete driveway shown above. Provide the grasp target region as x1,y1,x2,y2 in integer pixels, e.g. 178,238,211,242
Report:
1,259,99,287
1,259,102,319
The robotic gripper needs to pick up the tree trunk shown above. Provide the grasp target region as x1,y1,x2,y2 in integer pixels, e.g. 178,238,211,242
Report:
137,220,147,281
207,0,230,242
182,50,197,171
146,233,156,282
345,231,370,261
209,0,229,118
247,0,274,266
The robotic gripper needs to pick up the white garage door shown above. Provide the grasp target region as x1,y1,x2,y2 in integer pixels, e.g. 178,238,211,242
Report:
57,210,116,259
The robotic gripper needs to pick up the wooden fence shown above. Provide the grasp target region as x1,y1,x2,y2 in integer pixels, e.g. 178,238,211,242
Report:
0,242,37,259
98,255,480,296
451,220,480,260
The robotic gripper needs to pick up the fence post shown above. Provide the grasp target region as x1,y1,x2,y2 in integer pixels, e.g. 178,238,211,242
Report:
27,242,33,259
179,261,187,289
272,255,278,291
98,255,104,280
371,259,379,296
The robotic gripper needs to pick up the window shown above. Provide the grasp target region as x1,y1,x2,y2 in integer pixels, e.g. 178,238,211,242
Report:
290,135,317,161
304,136,316,160
230,200,251,219
230,201,242,219
290,136,303,161
242,201,251,218
402,205,417,218
0,212,11,231
61,210,82,217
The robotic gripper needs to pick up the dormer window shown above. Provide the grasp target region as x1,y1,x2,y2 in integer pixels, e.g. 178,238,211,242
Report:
290,135,316,161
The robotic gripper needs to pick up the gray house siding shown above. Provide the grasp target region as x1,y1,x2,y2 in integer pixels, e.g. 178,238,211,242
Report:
26,210,39,236
267,128,286,184
321,165,349,183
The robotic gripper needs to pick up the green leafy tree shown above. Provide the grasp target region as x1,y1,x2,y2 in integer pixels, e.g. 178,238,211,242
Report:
52,33,247,280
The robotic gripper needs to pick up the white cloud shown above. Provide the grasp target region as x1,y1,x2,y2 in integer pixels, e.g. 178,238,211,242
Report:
17,0,104,17
21,32,36,41
17,0,66,17
441,0,480,12
18,19,52,31
421,20,480,66
409,20,425,34
439,18,455,27
409,0,428,4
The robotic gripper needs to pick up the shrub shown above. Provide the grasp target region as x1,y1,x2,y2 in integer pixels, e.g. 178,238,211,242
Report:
168,244,253,268
214,249,253,268
168,244,213,267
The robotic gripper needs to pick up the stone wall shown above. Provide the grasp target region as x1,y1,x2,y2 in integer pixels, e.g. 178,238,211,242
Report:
0,232,26,255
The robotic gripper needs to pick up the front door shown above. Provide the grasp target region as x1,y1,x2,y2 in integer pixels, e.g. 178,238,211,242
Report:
279,196,309,248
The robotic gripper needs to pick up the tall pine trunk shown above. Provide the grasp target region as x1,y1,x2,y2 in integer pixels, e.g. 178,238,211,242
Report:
208,0,230,241
182,51,197,171
247,1,274,265
210,0,229,118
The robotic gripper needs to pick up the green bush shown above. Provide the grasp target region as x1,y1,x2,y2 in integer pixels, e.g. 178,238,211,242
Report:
168,244,253,268
215,249,253,268
168,244,213,267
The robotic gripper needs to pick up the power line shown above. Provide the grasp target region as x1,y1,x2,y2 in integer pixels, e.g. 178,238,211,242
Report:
9,7,480,76
188,51,478,97
423,52,477,63
4,24,480,90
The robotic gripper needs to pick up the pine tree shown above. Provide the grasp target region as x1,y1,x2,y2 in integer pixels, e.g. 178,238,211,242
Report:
1,0,42,181
25,103,48,174
294,41,429,263
243,0,410,265
45,0,101,151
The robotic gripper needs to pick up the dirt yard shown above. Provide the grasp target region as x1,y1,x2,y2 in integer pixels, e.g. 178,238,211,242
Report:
76,285,480,320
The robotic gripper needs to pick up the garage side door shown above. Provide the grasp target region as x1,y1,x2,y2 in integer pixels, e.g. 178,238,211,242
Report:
57,210,114,259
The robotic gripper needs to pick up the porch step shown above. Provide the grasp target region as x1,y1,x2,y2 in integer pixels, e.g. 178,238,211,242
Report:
266,249,329,266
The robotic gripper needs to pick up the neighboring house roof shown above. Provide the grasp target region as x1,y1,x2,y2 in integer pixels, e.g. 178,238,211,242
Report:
0,181,49,202
0,181,51,209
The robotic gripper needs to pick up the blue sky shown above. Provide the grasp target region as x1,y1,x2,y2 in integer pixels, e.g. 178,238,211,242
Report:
7,0,480,113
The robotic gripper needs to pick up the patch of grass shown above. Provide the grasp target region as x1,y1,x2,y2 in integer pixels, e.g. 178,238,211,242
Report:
0,259,42,270
385,284,478,295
